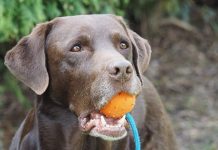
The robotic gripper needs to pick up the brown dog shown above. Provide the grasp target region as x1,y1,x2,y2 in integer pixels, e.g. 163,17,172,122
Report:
5,14,177,150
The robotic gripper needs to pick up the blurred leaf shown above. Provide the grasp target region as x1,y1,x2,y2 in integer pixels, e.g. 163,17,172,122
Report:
3,72,30,108
44,2,61,19
0,85,6,94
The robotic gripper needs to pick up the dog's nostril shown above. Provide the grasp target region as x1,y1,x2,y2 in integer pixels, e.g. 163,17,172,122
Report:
109,66,120,75
126,66,133,74
114,67,120,75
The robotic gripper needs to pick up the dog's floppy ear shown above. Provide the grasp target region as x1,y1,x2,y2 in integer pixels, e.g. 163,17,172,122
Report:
128,30,152,74
4,22,52,95
113,15,152,83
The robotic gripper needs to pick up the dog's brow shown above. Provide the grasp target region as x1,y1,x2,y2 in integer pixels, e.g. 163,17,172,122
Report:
111,32,129,43
78,34,91,41
74,34,92,44
111,32,120,41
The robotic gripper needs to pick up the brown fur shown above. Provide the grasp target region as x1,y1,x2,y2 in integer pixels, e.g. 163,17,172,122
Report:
5,14,177,150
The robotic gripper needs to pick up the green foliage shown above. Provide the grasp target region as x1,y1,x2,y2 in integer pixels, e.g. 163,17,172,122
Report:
0,71,30,109
3,72,30,108
0,0,129,43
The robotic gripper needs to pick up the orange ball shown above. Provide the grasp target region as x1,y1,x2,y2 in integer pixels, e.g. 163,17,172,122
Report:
100,92,136,119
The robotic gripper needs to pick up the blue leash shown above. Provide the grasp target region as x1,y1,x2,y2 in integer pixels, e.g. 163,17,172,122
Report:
126,113,141,150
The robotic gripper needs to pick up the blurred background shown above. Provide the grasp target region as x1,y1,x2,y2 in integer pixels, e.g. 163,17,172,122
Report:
0,0,218,149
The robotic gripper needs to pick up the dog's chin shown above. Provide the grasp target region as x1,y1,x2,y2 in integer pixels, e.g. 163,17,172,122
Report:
78,112,128,141
89,125,127,141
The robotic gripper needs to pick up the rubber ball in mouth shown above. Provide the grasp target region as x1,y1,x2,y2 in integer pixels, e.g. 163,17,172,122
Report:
100,92,136,119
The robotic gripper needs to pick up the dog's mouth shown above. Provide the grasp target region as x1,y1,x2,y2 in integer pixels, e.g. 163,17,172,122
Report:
78,111,128,141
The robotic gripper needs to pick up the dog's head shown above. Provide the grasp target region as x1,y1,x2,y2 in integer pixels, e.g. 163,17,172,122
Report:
5,14,151,141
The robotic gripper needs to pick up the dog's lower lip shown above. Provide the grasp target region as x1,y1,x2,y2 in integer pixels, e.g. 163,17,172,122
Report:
78,111,127,139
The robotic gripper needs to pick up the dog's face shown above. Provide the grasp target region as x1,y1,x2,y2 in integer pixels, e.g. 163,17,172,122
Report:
5,15,151,141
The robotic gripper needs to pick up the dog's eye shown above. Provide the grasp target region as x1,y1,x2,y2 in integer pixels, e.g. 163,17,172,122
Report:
71,43,82,52
120,42,129,49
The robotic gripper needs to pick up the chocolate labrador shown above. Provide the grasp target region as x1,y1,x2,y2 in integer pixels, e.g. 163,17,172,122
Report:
5,14,177,150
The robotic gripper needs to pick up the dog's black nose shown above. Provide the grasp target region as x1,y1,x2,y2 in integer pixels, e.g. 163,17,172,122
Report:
108,61,133,82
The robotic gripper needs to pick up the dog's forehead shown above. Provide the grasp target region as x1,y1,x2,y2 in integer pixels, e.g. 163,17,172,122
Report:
58,15,122,28
51,15,127,37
